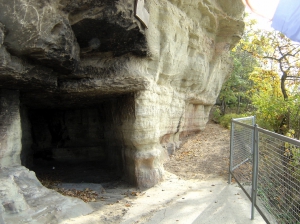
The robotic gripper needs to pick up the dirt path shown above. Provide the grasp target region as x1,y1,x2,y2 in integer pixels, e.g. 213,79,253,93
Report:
165,121,230,181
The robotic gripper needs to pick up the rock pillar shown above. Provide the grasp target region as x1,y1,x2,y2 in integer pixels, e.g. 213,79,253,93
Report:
0,90,21,168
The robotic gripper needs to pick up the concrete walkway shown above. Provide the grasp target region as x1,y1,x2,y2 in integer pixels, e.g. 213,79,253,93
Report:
121,172,266,224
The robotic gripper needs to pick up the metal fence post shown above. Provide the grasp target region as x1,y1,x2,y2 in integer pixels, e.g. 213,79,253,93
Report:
229,119,235,184
251,116,256,154
251,124,259,220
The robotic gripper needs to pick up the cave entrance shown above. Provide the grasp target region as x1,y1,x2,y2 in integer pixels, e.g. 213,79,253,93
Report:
20,97,131,184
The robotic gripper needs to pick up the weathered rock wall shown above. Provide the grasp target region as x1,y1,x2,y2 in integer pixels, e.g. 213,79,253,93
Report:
0,0,244,222
119,0,245,187
0,90,22,168
0,90,93,223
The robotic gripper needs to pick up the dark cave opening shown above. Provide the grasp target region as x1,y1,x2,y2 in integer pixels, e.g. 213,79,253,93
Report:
20,97,131,184
71,18,147,57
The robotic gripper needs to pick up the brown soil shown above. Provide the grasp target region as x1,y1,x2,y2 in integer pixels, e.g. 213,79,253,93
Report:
165,121,230,181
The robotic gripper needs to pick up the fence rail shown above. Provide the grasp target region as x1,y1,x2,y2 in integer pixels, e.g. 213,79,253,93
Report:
229,117,300,224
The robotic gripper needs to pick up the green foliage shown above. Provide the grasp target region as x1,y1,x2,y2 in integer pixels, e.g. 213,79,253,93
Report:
218,18,258,115
248,66,300,137
290,146,300,178
218,15,300,223
217,113,250,129
220,15,300,138
287,93,300,139
219,114,239,128
247,67,288,133
212,107,222,123
253,96,288,132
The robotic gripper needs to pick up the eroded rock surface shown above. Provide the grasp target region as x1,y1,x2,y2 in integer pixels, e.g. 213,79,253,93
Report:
0,0,244,222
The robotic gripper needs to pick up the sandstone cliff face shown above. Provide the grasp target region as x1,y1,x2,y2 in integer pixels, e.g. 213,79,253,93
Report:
0,0,244,222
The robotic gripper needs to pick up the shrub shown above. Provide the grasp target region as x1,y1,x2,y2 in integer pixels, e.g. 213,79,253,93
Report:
212,107,222,123
219,113,251,129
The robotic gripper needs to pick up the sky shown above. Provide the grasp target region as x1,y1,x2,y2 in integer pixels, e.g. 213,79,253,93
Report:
245,8,274,31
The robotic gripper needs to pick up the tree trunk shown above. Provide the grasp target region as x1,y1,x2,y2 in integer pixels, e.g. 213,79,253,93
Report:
237,95,241,114
221,99,226,115
281,72,288,101
280,71,289,134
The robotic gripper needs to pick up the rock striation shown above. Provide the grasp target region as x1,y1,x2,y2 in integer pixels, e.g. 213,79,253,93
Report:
0,0,244,222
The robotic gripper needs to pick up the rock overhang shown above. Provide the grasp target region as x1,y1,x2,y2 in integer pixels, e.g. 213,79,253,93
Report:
0,0,245,222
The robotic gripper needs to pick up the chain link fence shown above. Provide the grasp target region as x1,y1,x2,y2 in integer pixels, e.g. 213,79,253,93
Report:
229,117,300,224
